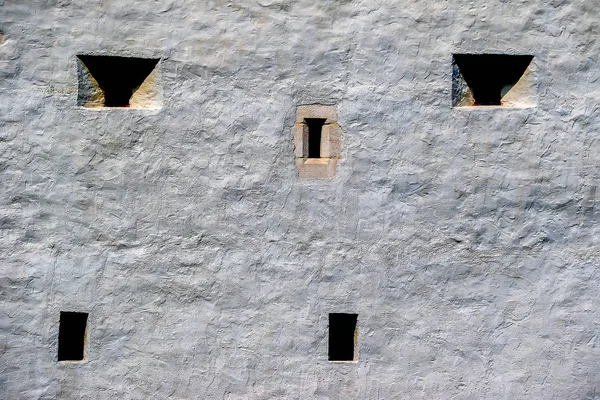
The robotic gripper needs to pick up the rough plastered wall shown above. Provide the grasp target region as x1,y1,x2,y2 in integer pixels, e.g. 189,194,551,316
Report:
1,0,600,399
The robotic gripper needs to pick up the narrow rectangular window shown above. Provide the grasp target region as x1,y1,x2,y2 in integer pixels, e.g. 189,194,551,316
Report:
293,105,341,179
305,118,325,158
58,311,88,361
328,313,358,361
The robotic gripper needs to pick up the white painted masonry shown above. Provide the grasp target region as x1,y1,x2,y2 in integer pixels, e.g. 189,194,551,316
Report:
1,1,599,399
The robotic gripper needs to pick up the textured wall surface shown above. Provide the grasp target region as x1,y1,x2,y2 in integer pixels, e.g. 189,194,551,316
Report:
1,1,600,399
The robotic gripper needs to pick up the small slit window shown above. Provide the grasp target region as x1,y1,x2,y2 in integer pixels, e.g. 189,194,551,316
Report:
452,54,534,107
328,313,358,362
58,311,88,362
77,55,161,109
293,105,341,179
305,118,326,158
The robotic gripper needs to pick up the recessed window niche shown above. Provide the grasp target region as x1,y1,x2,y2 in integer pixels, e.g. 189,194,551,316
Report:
58,311,88,362
293,105,341,179
328,313,358,362
452,54,535,108
77,55,160,109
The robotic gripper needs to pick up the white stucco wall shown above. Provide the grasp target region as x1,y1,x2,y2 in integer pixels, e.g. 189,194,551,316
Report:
1,1,599,398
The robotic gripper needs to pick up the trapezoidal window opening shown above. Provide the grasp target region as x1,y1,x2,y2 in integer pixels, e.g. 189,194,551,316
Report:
328,313,358,362
452,54,534,107
77,55,161,109
58,311,88,362
305,118,326,158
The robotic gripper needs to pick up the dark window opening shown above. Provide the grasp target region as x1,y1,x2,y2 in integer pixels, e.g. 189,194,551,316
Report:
58,311,88,361
305,118,326,158
329,313,357,361
77,55,159,107
453,54,533,105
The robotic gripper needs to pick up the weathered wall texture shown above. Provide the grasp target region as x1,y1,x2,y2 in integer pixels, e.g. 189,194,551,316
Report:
1,1,600,399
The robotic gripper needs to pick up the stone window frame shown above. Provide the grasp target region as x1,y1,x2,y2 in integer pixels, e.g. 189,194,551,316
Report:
292,104,342,179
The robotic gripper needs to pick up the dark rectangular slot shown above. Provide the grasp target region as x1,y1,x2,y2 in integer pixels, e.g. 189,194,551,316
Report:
58,311,88,361
328,313,357,361
305,118,325,158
